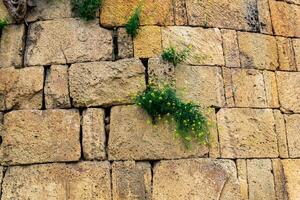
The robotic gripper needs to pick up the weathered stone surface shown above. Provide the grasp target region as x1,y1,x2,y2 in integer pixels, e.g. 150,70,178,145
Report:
217,108,278,158
238,32,278,70
0,1,13,23
152,159,241,200
285,114,300,158
236,159,248,200
26,0,72,22
207,109,220,158
0,110,80,165
277,37,297,71
109,106,209,160
186,0,259,31
174,0,188,25
117,28,133,59
282,159,300,200
82,108,106,160
112,161,151,200
269,0,300,37
293,39,300,71
247,159,276,200
2,162,111,200
100,0,174,27
285,0,300,5
45,65,71,109
0,67,43,111
148,58,175,86
0,24,25,68
222,68,235,107
276,72,300,113
69,59,145,107
273,110,289,158
162,26,224,66
175,65,225,107
134,26,161,58
221,29,240,68
25,19,112,66
272,159,289,200
257,0,273,34
263,71,280,108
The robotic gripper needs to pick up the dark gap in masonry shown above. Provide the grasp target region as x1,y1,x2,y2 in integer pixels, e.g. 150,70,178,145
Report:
42,65,51,110
104,107,112,159
112,29,119,61
140,58,149,86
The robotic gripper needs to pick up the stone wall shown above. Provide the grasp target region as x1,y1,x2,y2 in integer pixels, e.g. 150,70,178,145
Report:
0,0,300,199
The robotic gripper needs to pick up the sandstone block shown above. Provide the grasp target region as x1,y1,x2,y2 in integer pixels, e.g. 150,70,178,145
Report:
277,37,297,71
69,59,145,107
272,159,289,200
273,110,288,158
117,28,133,59
285,0,300,5
148,58,175,86
293,39,300,71
162,26,224,66
45,65,71,109
186,0,259,31
257,0,273,34
100,0,174,27
112,161,151,200
247,159,276,200
0,110,81,165
0,24,25,68
152,159,241,200
0,67,43,111
217,108,278,158
133,26,161,58
221,29,240,68
25,19,112,66
285,114,300,158
236,159,248,200
282,159,300,200
238,32,278,70
174,0,188,25
222,68,235,107
276,72,300,113
0,1,13,24
2,162,111,200
109,106,209,160
269,0,300,37
82,108,106,160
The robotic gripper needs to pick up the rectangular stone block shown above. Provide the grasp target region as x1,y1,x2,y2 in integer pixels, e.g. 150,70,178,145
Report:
69,59,145,107
276,72,300,113
174,0,188,25
217,108,278,158
45,65,71,109
109,106,209,160
152,159,241,200
277,37,297,71
0,1,13,23
0,24,25,68
112,161,151,200
2,162,111,200
0,110,81,165
273,110,289,158
293,39,300,71
25,19,113,66
272,159,289,200
222,68,235,107
285,114,300,158
82,108,106,160
236,159,248,200
257,0,273,34
238,32,278,70
117,28,133,59
162,26,224,66
221,29,240,68
0,67,43,111
282,159,300,200
186,0,259,31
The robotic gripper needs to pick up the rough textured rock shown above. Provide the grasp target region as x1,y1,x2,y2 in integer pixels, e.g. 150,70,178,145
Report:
175,65,225,107
69,59,145,107
152,159,241,200
0,24,25,68
222,68,235,107
174,0,188,25
293,39,300,71
217,108,278,158
162,27,224,66
109,106,209,160
247,159,276,200
45,65,71,109
221,29,240,68
257,0,273,34
285,114,300,158
269,0,300,37
282,159,300,200
82,108,106,160
276,72,300,113
277,37,297,71
0,1,13,23
148,58,175,86
273,110,289,158
117,28,133,59
186,0,259,31
0,67,43,111
112,161,151,200
272,159,289,200
25,19,112,66
2,162,111,200
238,32,278,70
236,159,248,200
207,109,220,158
26,0,72,22
0,110,80,165
133,26,161,58
100,0,174,27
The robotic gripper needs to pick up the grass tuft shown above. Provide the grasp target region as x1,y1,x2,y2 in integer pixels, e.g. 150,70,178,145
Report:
0,19,8,32
71,0,101,21
162,46,191,66
125,5,142,38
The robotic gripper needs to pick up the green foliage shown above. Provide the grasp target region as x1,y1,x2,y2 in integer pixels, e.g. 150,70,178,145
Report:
71,0,101,20
125,5,141,38
134,85,210,147
162,46,191,66
0,19,8,32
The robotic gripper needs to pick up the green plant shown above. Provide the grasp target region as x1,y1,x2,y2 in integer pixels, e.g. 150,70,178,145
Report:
125,5,142,38
71,0,101,20
0,19,8,32
162,46,191,66
134,85,210,146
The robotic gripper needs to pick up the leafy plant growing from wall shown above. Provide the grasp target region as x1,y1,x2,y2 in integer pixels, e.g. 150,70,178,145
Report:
125,5,142,38
0,19,8,32
162,46,191,66
71,0,101,20
134,84,210,147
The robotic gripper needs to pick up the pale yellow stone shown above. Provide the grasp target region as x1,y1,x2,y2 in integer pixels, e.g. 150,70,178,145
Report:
221,29,240,68
277,37,297,71
148,58,175,86
282,159,300,200
118,28,133,59
272,159,289,200
174,0,188,25
293,39,300,71
263,71,279,108
273,110,289,158
236,159,248,200
222,68,235,107
285,114,300,158
257,0,273,34
207,109,220,158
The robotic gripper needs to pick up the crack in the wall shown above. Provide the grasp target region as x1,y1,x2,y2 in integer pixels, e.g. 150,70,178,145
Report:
79,108,85,160
104,107,111,160
140,58,149,86
42,65,51,110
112,29,118,61
0,167,7,199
